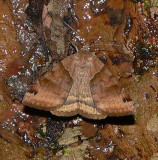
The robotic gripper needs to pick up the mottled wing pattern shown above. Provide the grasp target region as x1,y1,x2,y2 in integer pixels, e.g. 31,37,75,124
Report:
90,66,134,116
22,63,73,110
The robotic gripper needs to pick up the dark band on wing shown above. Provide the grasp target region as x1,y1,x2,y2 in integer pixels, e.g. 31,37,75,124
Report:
64,99,98,109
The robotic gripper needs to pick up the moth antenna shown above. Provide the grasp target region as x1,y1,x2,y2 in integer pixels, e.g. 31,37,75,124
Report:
62,19,76,32
62,18,121,53
82,42,121,53
89,43,121,47
67,38,79,52
62,18,82,46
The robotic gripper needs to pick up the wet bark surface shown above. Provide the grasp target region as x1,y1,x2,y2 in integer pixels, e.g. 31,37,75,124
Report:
0,0,158,159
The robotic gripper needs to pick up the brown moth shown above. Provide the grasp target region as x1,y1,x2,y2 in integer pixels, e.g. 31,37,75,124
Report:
22,50,134,119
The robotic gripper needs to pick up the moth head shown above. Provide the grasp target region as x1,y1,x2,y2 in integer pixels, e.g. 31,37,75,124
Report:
72,50,97,68
62,50,104,79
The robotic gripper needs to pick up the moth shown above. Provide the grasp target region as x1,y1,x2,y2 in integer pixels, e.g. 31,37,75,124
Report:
22,50,134,119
